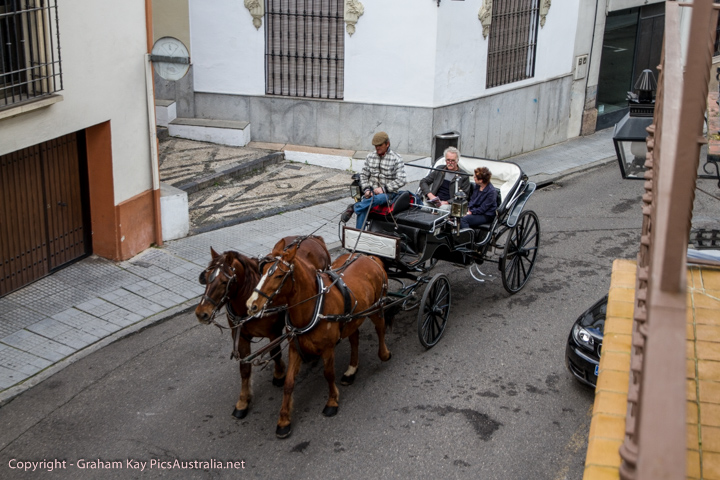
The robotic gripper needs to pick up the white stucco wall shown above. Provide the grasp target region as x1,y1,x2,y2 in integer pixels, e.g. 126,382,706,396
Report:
0,0,152,205
189,0,582,108
433,0,580,106
190,0,265,95
343,0,438,107
567,0,602,137
607,0,664,13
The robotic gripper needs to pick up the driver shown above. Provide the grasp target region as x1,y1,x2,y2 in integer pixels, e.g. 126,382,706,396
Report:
341,132,407,229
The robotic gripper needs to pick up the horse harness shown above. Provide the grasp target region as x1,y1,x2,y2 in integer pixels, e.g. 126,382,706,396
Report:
200,260,258,340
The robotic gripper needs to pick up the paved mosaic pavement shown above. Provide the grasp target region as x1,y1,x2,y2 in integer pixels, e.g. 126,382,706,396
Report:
0,129,621,401
159,137,280,189
188,160,351,233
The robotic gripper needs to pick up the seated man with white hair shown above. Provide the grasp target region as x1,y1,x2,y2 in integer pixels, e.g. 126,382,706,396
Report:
419,146,471,211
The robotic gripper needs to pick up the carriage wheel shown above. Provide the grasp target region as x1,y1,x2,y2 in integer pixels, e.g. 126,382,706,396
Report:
500,210,540,294
417,273,451,349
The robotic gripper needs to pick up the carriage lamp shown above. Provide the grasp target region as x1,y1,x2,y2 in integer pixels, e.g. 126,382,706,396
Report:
612,70,656,180
349,173,362,202
450,190,468,218
613,115,653,180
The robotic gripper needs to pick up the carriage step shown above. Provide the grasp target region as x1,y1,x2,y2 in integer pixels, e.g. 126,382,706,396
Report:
169,117,251,147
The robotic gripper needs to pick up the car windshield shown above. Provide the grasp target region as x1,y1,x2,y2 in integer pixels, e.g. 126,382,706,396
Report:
579,297,607,335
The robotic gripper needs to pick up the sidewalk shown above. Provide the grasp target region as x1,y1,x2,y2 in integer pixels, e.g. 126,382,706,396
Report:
0,128,617,403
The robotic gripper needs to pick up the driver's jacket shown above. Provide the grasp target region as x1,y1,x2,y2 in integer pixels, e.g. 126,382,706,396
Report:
360,149,407,194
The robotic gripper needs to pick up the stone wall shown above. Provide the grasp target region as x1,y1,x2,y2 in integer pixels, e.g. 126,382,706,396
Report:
189,74,573,159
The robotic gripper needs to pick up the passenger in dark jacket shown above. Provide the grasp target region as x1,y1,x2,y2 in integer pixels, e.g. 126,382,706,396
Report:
460,167,497,229
419,146,471,211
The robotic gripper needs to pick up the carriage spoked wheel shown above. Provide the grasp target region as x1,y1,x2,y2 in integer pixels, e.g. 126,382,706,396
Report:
499,210,540,294
417,273,451,349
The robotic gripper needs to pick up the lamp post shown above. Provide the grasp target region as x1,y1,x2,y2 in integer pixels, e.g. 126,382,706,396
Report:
612,69,657,179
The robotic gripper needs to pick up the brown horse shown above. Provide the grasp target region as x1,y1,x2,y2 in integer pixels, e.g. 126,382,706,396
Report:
194,235,330,420
246,251,391,439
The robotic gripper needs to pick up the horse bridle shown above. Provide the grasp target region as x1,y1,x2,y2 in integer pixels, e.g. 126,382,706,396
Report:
199,263,238,326
253,256,294,310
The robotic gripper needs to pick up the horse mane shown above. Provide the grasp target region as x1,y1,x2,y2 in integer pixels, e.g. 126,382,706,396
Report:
222,251,261,301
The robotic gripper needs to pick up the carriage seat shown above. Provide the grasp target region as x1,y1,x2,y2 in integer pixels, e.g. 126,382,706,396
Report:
368,190,412,218
456,157,521,214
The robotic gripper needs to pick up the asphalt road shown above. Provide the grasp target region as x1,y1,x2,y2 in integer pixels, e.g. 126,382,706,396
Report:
1,162,698,479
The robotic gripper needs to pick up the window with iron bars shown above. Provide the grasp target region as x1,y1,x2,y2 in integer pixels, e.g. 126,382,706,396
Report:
265,0,344,99
0,0,62,109
486,0,539,88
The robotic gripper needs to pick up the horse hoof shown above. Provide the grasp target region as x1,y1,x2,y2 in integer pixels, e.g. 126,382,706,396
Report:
276,424,292,439
340,373,355,386
272,376,285,387
232,407,249,419
322,405,338,417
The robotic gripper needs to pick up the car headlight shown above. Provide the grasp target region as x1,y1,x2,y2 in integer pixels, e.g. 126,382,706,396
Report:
573,324,595,351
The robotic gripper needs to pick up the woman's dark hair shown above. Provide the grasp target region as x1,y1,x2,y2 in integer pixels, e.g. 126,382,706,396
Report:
474,167,492,184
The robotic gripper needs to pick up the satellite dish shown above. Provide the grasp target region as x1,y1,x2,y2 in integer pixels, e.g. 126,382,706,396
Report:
151,37,190,81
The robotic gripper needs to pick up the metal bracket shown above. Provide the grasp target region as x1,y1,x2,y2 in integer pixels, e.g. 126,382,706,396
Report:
149,55,190,64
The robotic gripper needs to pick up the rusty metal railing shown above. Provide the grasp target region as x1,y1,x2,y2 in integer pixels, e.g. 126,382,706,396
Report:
618,1,718,479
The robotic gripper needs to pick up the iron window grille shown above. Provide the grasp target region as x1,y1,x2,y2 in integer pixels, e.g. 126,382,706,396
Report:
0,0,62,109
265,0,344,99
486,0,539,88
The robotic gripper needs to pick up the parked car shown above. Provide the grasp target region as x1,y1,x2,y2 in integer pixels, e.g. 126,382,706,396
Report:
565,295,607,387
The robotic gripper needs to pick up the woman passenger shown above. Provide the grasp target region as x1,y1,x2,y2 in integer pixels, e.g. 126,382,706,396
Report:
460,167,497,229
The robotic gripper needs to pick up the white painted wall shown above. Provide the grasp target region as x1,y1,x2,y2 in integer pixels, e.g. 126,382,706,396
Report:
433,0,486,105
190,0,265,95
434,0,579,105
567,0,602,137
187,0,581,107
0,0,153,205
607,0,664,13
533,0,580,81
343,0,438,107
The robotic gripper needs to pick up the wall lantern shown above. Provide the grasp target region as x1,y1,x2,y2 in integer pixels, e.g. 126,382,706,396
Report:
612,69,657,179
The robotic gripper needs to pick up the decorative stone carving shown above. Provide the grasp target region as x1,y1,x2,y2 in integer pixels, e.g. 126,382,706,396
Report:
244,0,264,30
344,0,364,37
478,0,492,40
540,0,551,28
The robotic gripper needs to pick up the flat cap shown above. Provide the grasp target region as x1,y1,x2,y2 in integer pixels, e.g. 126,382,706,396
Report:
372,131,389,146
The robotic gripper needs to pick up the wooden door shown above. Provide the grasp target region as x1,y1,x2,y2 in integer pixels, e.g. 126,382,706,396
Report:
0,133,89,296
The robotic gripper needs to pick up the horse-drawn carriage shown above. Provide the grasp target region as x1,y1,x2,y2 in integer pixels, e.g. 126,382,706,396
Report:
340,155,540,347
194,155,539,438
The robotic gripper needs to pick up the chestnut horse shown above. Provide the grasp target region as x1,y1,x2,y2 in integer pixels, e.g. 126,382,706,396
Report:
194,235,330,419
246,251,391,438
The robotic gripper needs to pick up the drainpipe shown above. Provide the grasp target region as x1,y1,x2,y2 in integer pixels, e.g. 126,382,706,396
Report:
145,0,163,246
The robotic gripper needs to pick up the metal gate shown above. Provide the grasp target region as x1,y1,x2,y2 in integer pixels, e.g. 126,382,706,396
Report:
0,132,90,296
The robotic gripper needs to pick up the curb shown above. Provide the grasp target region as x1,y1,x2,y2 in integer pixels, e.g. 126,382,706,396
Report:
530,156,617,188
177,152,285,194
0,298,199,407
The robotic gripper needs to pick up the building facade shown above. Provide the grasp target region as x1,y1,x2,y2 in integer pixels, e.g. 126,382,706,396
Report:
0,0,160,296
153,0,584,158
